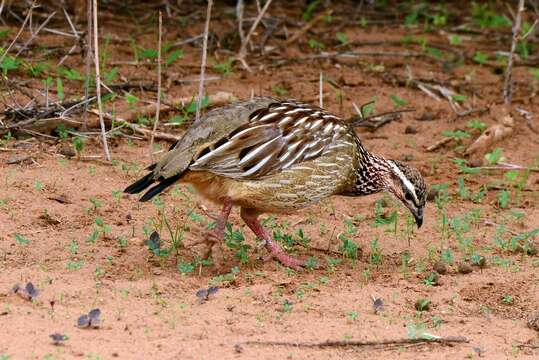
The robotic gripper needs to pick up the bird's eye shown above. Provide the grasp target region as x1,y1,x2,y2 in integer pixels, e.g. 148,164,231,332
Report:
404,192,414,201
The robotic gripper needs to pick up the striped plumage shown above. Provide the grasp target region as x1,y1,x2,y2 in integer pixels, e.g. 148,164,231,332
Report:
125,97,427,269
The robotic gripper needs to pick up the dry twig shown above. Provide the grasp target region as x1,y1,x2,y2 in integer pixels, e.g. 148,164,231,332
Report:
82,0,93,130
92,0,111,161
196,0,213,124
149,11,163,160
0,1,35,64
237,0,273,71
503,0,525,105
239,336,469,349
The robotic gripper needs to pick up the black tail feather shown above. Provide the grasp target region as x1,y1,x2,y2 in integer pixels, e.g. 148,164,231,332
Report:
139,173,182,202
124,172,155,194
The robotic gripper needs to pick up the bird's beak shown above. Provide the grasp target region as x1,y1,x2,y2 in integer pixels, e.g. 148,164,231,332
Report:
413,207,424,228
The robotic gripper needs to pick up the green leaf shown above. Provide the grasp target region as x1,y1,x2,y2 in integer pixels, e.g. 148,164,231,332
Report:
14,233,30,245
441,130,470,139
473,51,488,64
361,97,376,117
271,85,288,96
302,0,320,21
404,11,419,26
165,49,183,66
307,38,325,50
530,68,539,81
1,55,19,75
504,171,519,183
336,32,349,45
56,77,64,101
451,94,467,103
59,68,84,81
389,94,408,108
466,119,486,131
140,48,158,60
178,262,195,274
497,190,510,208
212,58,234,75
484,147,504,165
125,93,138,106
104,67,119,83
449,35,462,45
425,47,442,59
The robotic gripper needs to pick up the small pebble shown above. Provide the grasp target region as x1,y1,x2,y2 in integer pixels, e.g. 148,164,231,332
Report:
433,260,447,275
458,262,473,274
58,144,76,158
404,125,418,134
467,158,483,168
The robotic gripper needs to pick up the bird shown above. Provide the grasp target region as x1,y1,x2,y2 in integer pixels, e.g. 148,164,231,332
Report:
124,97,427,270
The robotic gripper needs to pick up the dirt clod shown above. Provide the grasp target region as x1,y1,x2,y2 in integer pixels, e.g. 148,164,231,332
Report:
433,261,447,275
458,262,473,274
404,125,418,134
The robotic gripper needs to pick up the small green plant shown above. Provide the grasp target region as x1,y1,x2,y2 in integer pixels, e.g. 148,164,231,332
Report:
449,35,462,45
467,119,486,132
389,94,408,108
336,32,349,45
302,0,320,21
471,2,511,29
484,147,505,165
369,238,382,265
72,136,85,157
339,234,359,260
14,233,30,245
473,51,488,64
224,223,250,264
165,49,183,66
307,38,325,50
213,58,234,75
501,295,513,304
271,85,288,96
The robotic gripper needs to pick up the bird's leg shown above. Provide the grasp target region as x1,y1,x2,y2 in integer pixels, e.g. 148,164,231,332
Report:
240,208,306,270
203,198,232,269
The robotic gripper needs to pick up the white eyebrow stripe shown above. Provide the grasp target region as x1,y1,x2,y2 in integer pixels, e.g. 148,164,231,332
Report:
389,161,418,203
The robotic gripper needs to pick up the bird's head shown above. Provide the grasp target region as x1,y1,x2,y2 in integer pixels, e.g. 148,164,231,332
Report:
385,160,427,228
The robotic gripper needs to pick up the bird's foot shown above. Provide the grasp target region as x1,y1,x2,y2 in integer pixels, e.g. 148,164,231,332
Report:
263,239,306,271
204,230,224,270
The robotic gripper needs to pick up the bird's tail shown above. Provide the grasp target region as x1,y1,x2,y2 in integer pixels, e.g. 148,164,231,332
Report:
124,163,183,202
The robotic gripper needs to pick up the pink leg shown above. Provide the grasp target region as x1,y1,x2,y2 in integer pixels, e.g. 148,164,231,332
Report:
240,208,306,270
204,198,232,269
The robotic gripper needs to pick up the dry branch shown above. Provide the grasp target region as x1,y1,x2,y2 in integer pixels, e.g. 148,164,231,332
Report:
92,0,111,161
195,0,213,124
237,0,273,71
149,11,163,160
88,109,179,143
119,91,235,123
239,336,469,349
503,0,525,105
284,9,332,47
